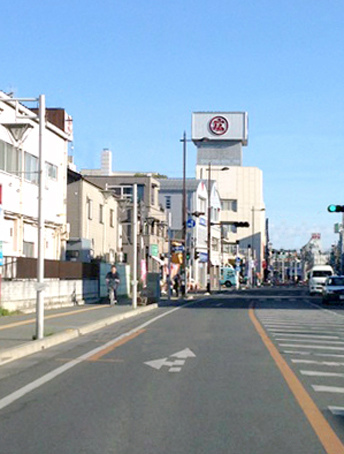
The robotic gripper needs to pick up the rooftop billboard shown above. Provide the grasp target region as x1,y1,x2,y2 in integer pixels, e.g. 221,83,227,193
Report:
192,112,248,145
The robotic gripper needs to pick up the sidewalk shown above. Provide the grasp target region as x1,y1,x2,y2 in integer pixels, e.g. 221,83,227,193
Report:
0,300,159,367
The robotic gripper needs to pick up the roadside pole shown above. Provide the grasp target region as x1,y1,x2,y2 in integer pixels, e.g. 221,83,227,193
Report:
167,212,172,302
132,184,138,309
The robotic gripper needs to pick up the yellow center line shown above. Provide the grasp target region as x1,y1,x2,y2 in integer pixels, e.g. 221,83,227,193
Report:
87,329,146,361
0,305,109,331
249,302,344,454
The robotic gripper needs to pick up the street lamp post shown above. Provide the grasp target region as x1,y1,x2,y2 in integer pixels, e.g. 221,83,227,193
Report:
2,94,46,339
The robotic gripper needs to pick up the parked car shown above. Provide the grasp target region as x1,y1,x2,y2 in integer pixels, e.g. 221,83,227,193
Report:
322,275,344,304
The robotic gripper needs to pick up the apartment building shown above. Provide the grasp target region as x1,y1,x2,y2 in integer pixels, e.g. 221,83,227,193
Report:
67,169,121,263
0,91,71,260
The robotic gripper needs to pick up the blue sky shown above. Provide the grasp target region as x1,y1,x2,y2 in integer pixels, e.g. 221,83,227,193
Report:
1,0,344,250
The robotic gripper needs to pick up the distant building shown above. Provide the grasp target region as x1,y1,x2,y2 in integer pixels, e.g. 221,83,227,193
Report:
192,112,266,279
81,172,167,277
159,178,221,289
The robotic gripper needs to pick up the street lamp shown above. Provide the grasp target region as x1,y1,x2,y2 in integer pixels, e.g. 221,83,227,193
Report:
1,94,46,339
251,206,265,286
206,164,229,294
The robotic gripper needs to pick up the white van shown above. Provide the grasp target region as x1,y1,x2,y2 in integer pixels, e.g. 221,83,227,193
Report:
309,265,334,295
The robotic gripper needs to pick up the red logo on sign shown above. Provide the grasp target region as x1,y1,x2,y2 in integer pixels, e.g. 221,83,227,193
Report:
209,116,228,135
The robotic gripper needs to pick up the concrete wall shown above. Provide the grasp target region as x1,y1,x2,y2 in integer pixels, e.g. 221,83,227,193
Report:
1,279,99,313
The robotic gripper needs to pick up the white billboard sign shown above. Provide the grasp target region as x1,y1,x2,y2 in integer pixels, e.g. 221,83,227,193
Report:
192,112,248,144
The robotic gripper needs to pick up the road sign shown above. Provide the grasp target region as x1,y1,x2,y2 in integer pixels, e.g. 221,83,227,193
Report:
172,245,184,252
187,218,196,228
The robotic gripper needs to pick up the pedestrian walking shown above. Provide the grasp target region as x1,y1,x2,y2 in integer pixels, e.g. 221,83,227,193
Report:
173,273,181,297
106,265,120,305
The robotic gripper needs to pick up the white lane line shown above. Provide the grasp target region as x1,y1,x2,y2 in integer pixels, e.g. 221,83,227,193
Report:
169,368,182,372
313,385,344,394
300,370,344,378
329,406,344,416
0,301,195,411
283,350,311,355
279,344,344,351
292,359,344,367
273,334,339,339
275,339,344,345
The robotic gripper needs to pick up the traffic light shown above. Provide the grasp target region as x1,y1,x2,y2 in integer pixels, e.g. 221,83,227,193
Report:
233,221,250,228
186,250,190,260
328,205,344,213
194,250,200,260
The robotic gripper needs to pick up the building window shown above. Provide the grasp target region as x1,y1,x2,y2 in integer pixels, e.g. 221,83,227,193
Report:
165,196,171,210
212,237,219,252
199,197,206,214
151,185,155,205
99,204,104,224
221,199,237,212
0,140,22,175
137,184,144,202
45,162,58,180
23,241,34,257
126,224,132,243
110,209,115,227
87,198,93,220
24,152,38,184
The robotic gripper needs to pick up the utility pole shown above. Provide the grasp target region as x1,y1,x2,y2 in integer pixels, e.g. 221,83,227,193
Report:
132,184,138,308
206,162,211,294
181,131,187,296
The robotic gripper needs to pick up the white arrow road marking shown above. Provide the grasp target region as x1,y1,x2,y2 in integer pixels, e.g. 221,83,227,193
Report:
170,348,196,359
144,358,169,370
145,349,196,372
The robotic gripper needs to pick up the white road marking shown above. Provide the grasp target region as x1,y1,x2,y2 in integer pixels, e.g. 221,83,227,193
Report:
300,370,344,378
292,359,344,367
328,406,344,416
144,349,195,372
272,334,339,339
275,339,344,345
279,344,344,351
313,385,344,393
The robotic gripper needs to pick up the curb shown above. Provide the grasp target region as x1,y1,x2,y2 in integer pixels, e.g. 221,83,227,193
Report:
0,304,158,367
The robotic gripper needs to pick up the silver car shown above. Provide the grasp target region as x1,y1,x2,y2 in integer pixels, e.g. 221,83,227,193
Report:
322,275,344,304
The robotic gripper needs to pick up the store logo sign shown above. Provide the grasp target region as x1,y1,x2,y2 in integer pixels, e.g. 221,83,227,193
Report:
208,116,228,136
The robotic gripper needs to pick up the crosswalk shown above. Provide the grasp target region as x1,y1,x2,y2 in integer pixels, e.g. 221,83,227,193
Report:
256,300,344,417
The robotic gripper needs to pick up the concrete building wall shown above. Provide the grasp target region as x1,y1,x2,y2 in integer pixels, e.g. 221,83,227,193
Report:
67,178,120,262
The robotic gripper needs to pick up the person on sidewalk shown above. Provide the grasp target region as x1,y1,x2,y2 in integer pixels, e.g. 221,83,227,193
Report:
106,265,120,305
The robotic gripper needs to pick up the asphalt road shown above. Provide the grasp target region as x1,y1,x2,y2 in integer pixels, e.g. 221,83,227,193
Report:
1,287,344,453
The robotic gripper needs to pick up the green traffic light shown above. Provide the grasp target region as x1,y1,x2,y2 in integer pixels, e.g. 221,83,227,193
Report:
328,205,344,213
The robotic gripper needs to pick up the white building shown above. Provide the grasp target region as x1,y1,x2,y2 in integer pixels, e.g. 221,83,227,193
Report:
159,178,222,289
0,92,71,260
193,112,266,280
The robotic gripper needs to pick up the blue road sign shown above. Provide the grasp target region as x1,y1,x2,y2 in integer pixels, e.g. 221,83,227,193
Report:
187,218,196,228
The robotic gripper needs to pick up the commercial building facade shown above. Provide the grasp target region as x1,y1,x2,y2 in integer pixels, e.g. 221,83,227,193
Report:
193,112,266,282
